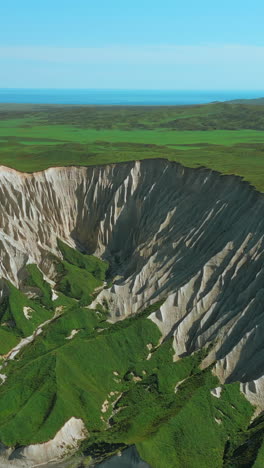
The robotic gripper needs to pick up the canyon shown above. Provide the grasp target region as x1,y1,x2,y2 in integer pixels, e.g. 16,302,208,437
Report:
0,159,264,466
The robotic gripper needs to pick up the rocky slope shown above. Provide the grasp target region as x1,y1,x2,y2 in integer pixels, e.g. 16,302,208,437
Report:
0,418,87,468
1,159,264,464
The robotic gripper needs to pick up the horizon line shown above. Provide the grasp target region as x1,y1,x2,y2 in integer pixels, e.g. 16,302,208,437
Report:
1,88,264,92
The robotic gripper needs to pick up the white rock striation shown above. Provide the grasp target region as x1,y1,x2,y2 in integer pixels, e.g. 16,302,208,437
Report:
1,159,264,462
0,417,87,467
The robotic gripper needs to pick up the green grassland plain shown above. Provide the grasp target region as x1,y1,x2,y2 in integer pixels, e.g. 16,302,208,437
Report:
1,101,264,190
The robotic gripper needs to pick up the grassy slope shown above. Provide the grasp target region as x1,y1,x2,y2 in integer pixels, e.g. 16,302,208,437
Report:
0,281,53,341
137,381,252,468
1,102,264,190
0,240,260,467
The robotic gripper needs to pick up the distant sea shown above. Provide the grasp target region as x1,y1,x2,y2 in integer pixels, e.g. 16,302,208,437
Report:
0,89,264,106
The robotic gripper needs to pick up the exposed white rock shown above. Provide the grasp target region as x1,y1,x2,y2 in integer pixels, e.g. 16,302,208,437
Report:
214,417,222,425
51,290,59,301
131,373,142,383
65,329,80,340
0,374,6,385
5,329,42,362
2,311,62,364
210,387,222,399
240,375,264,408
23,306,34,320
101,399,109,413
175,378,187,393
0,417,87,467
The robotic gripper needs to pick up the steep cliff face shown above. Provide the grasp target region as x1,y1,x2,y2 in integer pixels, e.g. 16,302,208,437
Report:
1,159,264,411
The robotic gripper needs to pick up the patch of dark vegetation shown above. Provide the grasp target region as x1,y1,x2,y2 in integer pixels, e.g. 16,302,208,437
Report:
223,413,264,467
83,441,127,461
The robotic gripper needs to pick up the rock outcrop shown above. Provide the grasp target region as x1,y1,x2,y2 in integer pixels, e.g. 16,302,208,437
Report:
0,418,87,467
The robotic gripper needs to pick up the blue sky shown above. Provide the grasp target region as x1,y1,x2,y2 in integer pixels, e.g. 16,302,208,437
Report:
1,0,264,89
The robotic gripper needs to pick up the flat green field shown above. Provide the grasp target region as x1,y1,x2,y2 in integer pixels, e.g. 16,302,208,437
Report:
1,102,264,190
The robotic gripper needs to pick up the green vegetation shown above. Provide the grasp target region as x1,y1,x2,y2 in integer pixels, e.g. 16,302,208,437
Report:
0,240,261,467
223,412,264,467
0,281,53,340
1,102,264,190
23,264,53,308
1,100,264,464
136,380,253,468
57,239,108,282
0,328,19,355
54,240,108,305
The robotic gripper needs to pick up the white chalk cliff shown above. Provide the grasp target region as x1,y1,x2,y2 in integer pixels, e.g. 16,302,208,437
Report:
1,159,264,464
0,418,87,467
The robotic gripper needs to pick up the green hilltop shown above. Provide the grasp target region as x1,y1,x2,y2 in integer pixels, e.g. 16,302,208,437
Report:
1,102,264,191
